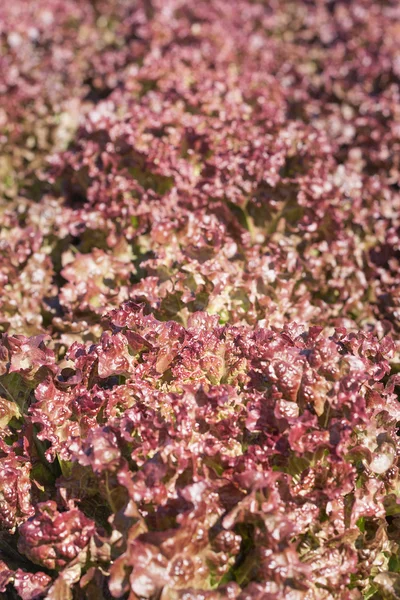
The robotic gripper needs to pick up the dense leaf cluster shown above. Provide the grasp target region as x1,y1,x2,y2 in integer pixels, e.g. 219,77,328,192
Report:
1,0,400,598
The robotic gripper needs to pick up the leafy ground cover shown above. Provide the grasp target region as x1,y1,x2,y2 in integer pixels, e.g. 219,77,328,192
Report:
1,0,400,598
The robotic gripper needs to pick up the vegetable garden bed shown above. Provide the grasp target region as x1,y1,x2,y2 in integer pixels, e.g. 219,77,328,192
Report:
1,1,400,598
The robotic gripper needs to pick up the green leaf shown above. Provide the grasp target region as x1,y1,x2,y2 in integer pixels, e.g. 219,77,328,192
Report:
389,555,400,574
356,517,365,533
